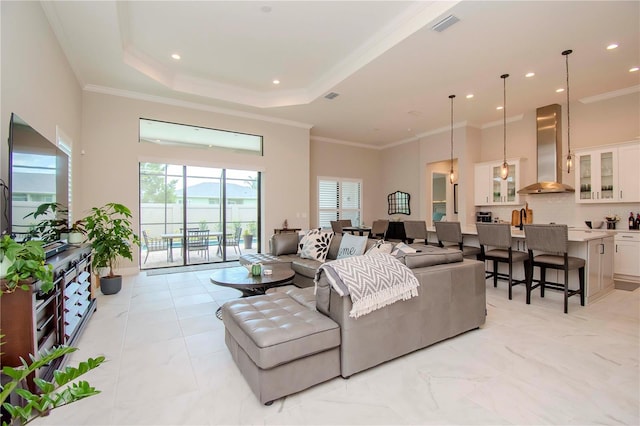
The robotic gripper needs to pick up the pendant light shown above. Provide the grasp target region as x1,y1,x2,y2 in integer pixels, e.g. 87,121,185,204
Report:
499,73,509,180
449,94,456,184
563,49,573,173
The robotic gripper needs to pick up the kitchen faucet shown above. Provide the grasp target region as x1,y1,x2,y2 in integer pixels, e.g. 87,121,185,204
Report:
519,208,527,231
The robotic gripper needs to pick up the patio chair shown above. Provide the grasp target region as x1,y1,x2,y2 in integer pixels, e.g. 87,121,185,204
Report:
219,227,243,256
142,230,169,264
186,229,210,262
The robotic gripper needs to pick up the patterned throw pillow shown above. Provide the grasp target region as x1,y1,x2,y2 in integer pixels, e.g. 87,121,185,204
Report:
299,230,334,262
298,228,321,253
336,233,368,259
365,239,394,255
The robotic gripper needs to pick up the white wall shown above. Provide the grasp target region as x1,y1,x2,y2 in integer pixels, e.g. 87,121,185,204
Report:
309,140,382,227
80,91,311,270
0,1,82,232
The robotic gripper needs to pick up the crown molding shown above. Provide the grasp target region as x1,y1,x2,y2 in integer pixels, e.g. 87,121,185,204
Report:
83,84,313,130
580,85,640,104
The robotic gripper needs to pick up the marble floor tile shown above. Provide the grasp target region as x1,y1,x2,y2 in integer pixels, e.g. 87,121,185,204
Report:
30,270,639,426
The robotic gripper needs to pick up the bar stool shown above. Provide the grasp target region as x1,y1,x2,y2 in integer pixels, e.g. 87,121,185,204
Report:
434,221,480,259
476,223,528,300
523,224,585,314
403,220,428,244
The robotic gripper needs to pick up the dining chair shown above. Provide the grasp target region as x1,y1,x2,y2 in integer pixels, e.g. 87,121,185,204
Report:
330,219,352,234
476,223,528,300
186,229,210,262
369,220,389,239
523,224,585,314
434,221,480,260
142,230,169,264
403,220,428,244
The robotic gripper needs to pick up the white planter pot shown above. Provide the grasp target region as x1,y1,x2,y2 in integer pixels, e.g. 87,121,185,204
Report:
68,232,84,244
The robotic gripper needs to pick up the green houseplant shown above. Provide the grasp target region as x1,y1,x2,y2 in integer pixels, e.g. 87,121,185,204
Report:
83,203,140,295
22,203,69,243
0,235,54,295
0,343,104,426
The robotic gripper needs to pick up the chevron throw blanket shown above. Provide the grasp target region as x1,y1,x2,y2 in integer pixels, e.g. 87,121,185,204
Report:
316,253,420,318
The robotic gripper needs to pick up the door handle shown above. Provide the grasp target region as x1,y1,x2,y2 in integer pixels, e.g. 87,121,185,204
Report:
599,243,604,254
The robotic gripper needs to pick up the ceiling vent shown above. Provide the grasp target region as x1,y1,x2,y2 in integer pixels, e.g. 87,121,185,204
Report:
432,15,460,33
324,92,340,100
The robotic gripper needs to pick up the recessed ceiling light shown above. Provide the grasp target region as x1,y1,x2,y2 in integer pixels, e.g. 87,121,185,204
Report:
466,94,474,99
525,72,535,78
606,43,619,50
171,53,181,60
272,79,280,85
556,88,565,93
630,67,639,72
496,106,503,110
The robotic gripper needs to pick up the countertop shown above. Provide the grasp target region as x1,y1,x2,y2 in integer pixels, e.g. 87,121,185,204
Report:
427,225,614,242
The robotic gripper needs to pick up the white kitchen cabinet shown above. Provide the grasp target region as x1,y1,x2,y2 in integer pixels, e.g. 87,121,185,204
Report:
576,148,617,203
614,232,640,279
474,162,492,206
617,143,640,202
474,159,520,206
575,142,640,203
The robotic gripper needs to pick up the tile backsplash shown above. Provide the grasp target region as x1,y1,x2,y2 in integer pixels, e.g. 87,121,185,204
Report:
481,193,640,229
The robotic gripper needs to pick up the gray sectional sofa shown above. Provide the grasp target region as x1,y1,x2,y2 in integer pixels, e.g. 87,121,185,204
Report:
239,232,378,287
223,232,486,405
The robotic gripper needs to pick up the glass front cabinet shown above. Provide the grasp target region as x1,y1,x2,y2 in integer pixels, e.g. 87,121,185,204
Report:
474,158,520,206
575,143,640,204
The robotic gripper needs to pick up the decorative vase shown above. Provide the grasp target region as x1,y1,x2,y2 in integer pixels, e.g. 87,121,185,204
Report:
251,263,262,276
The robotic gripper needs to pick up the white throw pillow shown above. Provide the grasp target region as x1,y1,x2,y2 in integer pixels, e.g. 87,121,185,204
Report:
365,239,394,255
391,242,417,256
336,234,368,259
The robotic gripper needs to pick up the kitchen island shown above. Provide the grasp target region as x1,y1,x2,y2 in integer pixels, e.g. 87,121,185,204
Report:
426,225,614,305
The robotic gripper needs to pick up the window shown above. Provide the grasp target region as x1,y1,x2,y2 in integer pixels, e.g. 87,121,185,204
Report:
139,118,263,155
318,178,362,228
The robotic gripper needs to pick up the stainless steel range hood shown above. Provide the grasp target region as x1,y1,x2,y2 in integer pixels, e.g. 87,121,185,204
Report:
518,104,575,194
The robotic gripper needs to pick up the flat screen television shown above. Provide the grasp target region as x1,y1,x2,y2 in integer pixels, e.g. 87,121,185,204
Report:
7,113,69,242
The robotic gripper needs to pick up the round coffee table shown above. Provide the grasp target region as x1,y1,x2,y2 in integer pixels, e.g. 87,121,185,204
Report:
210,266,295,319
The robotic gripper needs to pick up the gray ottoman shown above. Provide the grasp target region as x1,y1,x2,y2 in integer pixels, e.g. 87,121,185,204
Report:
239,253,285,266
221,292,341,405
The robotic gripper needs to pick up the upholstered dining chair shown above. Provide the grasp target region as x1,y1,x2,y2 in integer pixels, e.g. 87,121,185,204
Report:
434,221,480,260
330,219,352,234
523,224,585,314
369,220,389,239
476,223,528,300
403,220,428,244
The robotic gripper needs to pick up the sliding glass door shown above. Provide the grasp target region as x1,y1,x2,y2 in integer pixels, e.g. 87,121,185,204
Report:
140,162,260,269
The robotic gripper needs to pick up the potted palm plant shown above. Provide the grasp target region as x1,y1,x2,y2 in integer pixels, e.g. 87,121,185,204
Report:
83,203,140,295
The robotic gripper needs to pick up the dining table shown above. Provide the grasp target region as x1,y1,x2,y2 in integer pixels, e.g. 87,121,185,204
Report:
341,226,372,236
162,231,224,262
